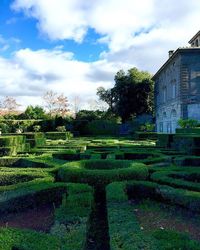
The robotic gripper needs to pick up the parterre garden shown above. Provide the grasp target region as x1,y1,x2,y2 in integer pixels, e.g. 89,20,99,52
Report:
0,131,200,249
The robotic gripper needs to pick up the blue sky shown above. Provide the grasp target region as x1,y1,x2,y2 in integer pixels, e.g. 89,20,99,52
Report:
0,0,199,109
0,0,107,61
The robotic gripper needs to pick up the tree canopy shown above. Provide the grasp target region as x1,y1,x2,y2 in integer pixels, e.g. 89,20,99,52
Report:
97,67,154,122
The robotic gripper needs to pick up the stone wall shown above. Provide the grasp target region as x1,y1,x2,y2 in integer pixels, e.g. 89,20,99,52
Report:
155,55,181,133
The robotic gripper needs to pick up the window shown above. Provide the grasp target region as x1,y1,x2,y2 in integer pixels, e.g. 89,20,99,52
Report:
163,87,167,102
171,109,177,118
172,83,177,99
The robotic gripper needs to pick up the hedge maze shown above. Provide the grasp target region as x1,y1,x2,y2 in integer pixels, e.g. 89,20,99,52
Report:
0,133,200,249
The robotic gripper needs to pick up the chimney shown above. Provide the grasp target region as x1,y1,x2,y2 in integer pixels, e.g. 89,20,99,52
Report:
168,50,174,58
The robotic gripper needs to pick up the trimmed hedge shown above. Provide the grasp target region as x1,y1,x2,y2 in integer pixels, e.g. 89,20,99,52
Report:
151,170,200,192
0,180,67,214
0,136,28,156
0,228,62,250
85,120,119,136
57,160,148,185
0,172,46,186
0,183,92,250
3,133,46,148
107,182,199,249
45,132,73,140
126,180,200,212
156,133,174,148
133,132,158,140
176,128,200,134
175,156,200,166
52,150,80,161
0,157,53,168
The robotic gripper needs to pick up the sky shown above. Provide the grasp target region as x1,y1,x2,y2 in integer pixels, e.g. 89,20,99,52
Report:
0,0,200,109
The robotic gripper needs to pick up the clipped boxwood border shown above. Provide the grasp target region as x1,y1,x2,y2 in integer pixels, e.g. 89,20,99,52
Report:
57,160,148,185
150,170,200,192
126,180,200,213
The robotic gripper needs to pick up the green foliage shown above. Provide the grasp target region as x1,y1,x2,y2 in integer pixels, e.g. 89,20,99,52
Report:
58,160,148,185
45,131,73,140
53,150,80,161
98,67,154,121
0,178,67,214
151,169,200,192
56,126,66,132
22,105,47,119
140,122,155,132
0,135,27,156
85,120,119,136
33,125,41,132
0,228,62,250
0,122,10,133
126,180,200,213
107,182,199,249
55,183,93,224
76,110,107,121
178,118,199,129
156,133,174,148
152,230,200,250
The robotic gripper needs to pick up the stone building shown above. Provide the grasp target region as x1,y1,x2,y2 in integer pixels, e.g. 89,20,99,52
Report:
153,31,200,133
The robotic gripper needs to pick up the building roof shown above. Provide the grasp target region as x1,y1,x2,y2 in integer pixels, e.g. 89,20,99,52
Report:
152,47,200,80
189,30,200,44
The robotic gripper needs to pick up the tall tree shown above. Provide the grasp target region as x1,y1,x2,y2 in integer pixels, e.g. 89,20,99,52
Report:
2,96,20,113
56,93,69,117
43,90,57,116
97,68,154,122
23,105,46,119
43,91,69,117
70,95,82,117
96,87,115,112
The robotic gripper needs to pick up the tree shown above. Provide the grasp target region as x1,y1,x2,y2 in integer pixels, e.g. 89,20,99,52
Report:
1,96,20,113
43,90,57,116
56,93,69,117
96,87,115,112
87,98,108,111
43,91,69,117
70,95,82,117
97,68,154,122
23,105,46,119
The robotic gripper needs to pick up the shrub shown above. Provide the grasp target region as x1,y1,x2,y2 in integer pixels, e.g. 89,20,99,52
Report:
151,170,200,192
107,182,199,249
85,120,119,136
126,180,200,212
0,136,27,156
133,132,158,140
33,125,41,132
175,156,200,166
57,160,148,185
52,150,80,161
45,132,73,140
156,133,174,148
56,126,66,132
178,118,199,129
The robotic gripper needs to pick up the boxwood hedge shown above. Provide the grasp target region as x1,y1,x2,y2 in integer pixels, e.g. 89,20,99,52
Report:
126,180,200,212
57,160,148,185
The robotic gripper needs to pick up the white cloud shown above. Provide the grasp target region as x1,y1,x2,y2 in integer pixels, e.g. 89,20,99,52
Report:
11,0,200,72
0,47,128,108
1,0,200,108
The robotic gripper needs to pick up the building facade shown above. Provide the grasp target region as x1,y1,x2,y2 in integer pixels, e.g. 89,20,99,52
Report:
153,31,200,133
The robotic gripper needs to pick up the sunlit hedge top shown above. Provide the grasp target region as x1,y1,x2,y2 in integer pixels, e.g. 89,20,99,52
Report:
57,159,148,185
